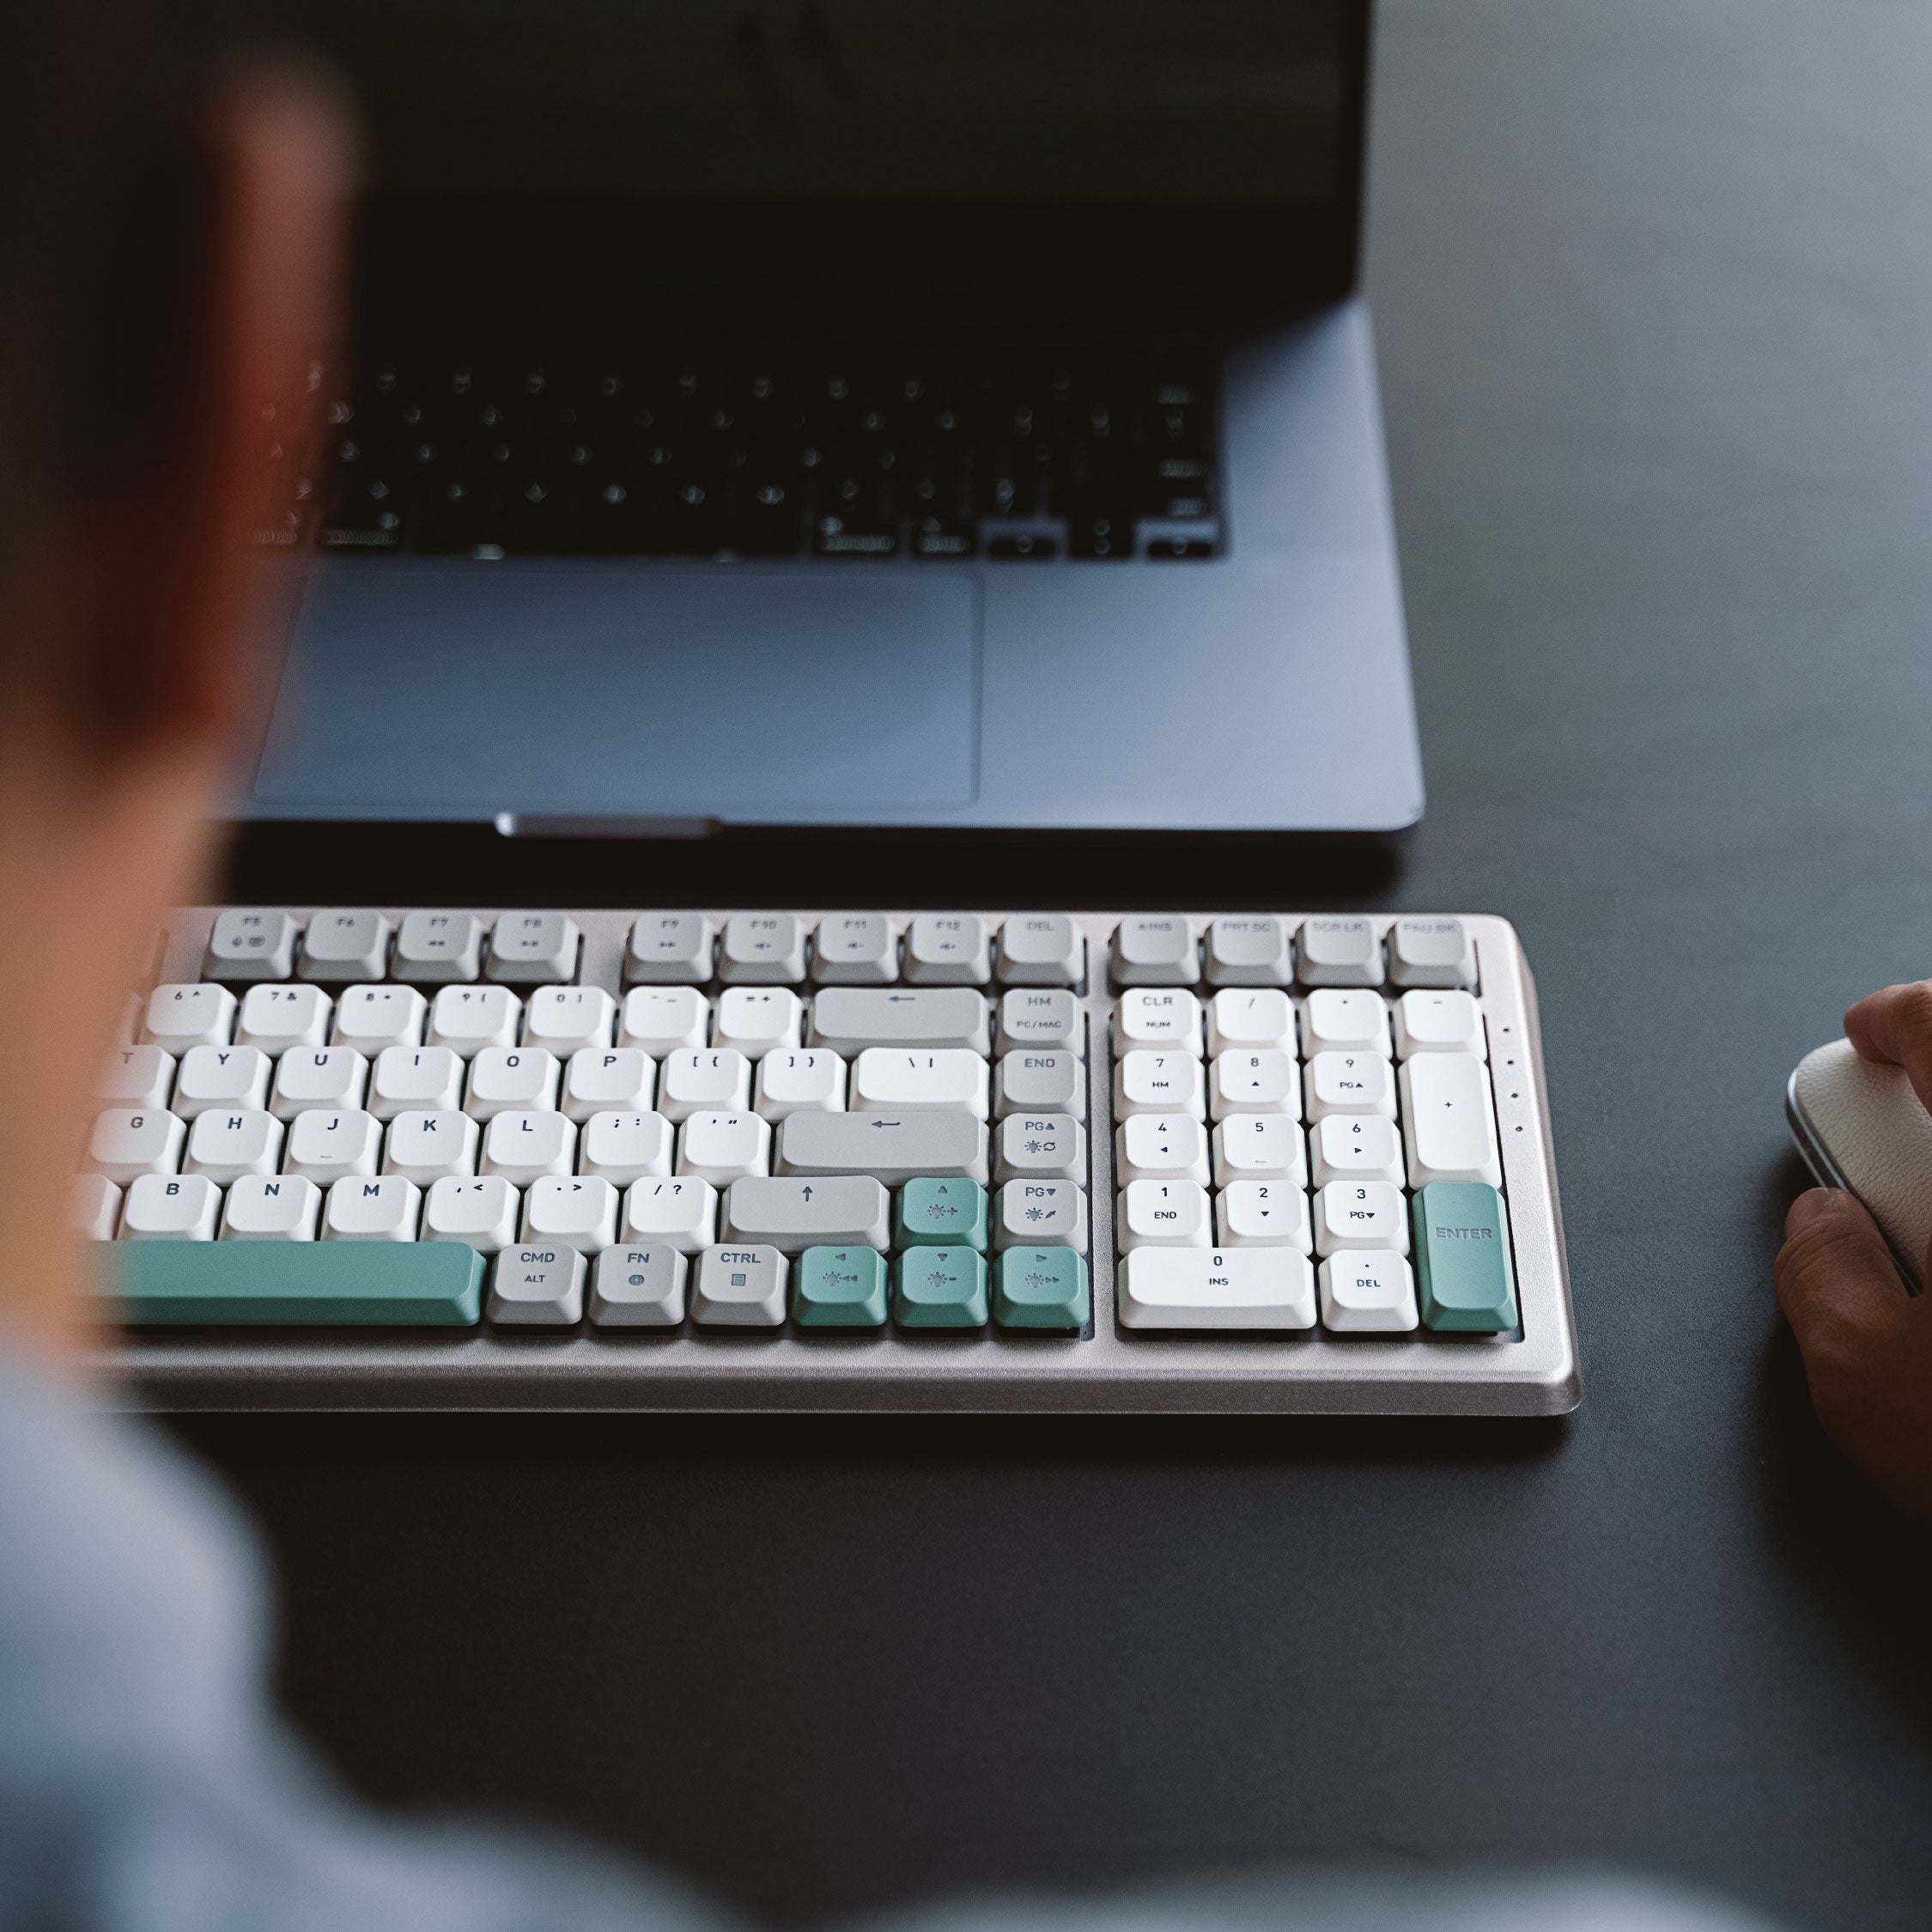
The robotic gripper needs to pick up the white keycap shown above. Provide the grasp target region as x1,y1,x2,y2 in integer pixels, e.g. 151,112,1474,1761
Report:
625,913,714,985
1303,1050,1396,1121
677,1110,772,1182
98,1045,175,1110
1111,915,1199,986
489,1246,586,1325
692,1244,788,1327
392,909,484,982
366,1045,463,1119
299,908,392,982
269,1047,368,1120
331,983,428,1052
523,984,617,1052
904,914,992,985
1114,987,1203,1055
995,914,1084,987
465,1046,561,1119
422,1175,520,1252
563,1048,655,1121
1117,1178,1212,1249
1115,1114,1211,1186
142,983,236,1051
995,1114,1088,1185
1301,987,1392,1058
119,1172,221,1240
620,985,711,1054
204,908,299,981
383,1109,480,1182
1388,917,1477,991
1212,1114,1305,1185
720,913,806,984
755,1049,847,1119
184,1107,283,1182
1204,916,1292,987
580,1111,675,1183
851,1047,990,1116
1394,988,1486,1060
1314,1180,1409,1255
325,1175,422,1241
1208,1049,1298,1119
1309,1112,1406,1188
1117,1246,1315,1330
811,913,897,985
993,1179,1089,1254
1295,916,1383,987
235,983,331,1052
88,1109,185,1183
622,1176,719,1251
998,988,1084,1056
73,1173,123,1242
1400,1053,1504,1188
994,1050,1084,1118
1206,987,1297,1057
715,986,805,1054
171,1044,272,1119
487,910,580,984
590,1246,688,1326
1319,1249,1419,1332
521,1175,620,1253
659,1047,752,1119
283,1109,382,1182
1115,1050,1206,1119
220,1173,321,1240
480,1109,576,1182
1214,1178,1312,1251
428,984,521,1055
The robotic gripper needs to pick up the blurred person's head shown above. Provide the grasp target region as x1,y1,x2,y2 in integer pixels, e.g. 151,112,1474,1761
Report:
0,0,349,1355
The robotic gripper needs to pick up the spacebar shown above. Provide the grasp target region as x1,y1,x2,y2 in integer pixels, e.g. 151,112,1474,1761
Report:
105,1240,485,1326
777,1110,990,1186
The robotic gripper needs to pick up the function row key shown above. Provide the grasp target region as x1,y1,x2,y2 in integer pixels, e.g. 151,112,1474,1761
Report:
1109,916,1479,991
207,909,582,987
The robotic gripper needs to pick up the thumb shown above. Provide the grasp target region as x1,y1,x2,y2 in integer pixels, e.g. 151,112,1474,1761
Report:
1773,1188,1910,1354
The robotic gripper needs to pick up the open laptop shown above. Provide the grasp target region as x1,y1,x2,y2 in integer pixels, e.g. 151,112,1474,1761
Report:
253,0,1421,836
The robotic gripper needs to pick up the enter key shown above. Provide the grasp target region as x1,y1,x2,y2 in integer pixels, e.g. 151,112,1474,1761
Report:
1413,1181,1519,1334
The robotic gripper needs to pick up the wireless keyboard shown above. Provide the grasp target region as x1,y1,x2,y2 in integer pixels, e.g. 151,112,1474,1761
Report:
87,909,1578,1417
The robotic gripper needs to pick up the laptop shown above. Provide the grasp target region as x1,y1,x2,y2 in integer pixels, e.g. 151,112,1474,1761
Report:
253,0,1422,836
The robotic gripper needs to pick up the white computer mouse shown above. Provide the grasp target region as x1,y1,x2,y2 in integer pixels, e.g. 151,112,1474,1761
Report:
1787,1037,1932,1285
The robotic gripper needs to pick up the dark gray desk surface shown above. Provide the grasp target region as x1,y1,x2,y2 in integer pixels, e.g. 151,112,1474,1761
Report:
180,4,1932,1929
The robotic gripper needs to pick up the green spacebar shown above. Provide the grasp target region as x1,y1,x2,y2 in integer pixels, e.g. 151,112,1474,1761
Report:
106,1242,484,1327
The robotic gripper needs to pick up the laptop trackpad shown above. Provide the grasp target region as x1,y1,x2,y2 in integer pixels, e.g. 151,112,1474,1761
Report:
252,563,981,819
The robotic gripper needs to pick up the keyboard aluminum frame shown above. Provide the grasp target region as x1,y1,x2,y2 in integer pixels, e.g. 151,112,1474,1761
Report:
101,910,1579,1417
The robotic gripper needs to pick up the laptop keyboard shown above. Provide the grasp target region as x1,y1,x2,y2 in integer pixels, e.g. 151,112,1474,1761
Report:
262,352,1222,563
89,909,1576,1415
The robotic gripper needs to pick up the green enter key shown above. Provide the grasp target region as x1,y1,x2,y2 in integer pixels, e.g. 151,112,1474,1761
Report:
1413,1182,1519,1333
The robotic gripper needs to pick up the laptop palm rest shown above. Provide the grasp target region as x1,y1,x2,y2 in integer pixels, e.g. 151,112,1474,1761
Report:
251,562,981,820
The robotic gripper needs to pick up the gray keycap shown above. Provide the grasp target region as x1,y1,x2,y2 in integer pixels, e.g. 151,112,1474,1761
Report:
626,914,714,985
486,911,580,985
299,909,392,983
1295,916,1384,987
393,909,485,982
692,1244,788,1327
994,1050,1085,1118
995,914,1085,987
1110,916,1199,987
997,987,1083,1056
993,1179,1090,1254
589,1245,688,1327
778,1110,989,1186
994,1113,1088,1185
489,1245,586,1326
1388,917,1478,990
811,914,897,985
721,914,807,984
809,986,991,1054
904,914,992,986
723,1175,890,1252
205,908,299,981
1205,916,1292,987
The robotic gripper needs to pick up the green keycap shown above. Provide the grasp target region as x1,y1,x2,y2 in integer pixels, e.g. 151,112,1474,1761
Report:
1413,1182,1519,1333
895,1176,988,1251
994,1247,1090,1333
892,1245,989,1328
106,1239,484,1326
793,1245,889,1327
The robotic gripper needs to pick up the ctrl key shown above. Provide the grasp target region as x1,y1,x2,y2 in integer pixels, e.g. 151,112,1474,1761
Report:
489,1246,586,1327
692,1245,788,1328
